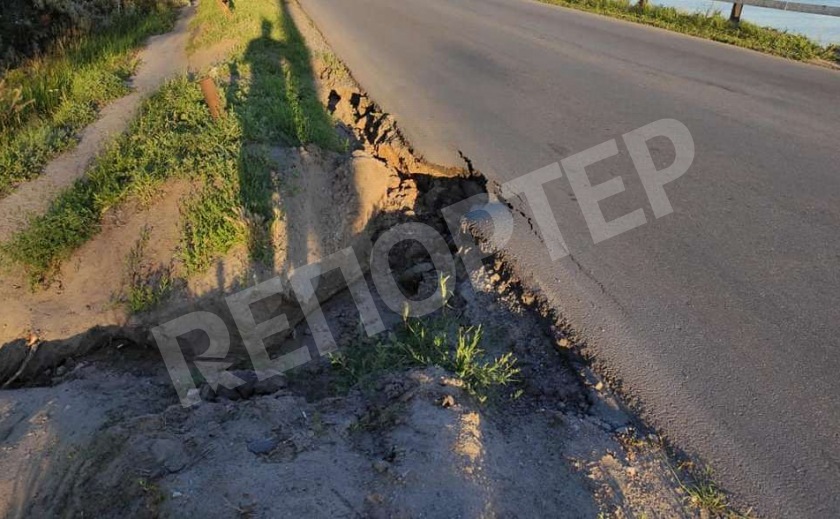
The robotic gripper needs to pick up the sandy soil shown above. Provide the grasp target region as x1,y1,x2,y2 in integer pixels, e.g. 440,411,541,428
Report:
0,270,691,518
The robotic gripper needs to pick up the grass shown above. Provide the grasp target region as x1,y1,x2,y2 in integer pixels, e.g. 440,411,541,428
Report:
683,478,728,514
181,0,341,272
538,0,839,64
332,317,519,403
0,2,181,197
189,0,264,51
668,463,755,517
120,226,174,313
2,0,341,285
1,76,236,284
331,280,520,403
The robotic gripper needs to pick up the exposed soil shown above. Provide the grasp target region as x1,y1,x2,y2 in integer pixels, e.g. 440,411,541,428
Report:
0,1,705,517
0,268,690,518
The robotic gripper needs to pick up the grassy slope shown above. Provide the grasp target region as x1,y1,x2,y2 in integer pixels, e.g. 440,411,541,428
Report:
539,0,838,63
2,0,339,285
0,3,181,197
181,0,341,273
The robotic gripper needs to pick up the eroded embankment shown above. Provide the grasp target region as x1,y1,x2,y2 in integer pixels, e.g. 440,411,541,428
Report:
0,1,725,516
0,137,693,517
0,0,490,388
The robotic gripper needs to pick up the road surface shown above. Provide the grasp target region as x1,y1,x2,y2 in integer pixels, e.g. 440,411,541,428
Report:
298,0,840,515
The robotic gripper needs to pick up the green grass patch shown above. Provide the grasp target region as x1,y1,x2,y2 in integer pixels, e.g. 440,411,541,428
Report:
0,2,181,197
2,0,341,285
331,317,519,403
1,77,238,285
539,0,838,63
188,0,275,51
331,286,519,404
120,226,174,313
179,0,340,273
188,0,339,146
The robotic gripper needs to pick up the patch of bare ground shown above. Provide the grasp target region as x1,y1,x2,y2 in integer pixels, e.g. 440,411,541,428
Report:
0,179,192,381
0,268,691,517
0,0,727,516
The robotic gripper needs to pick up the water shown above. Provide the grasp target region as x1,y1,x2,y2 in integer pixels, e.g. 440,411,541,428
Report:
650,0,840,44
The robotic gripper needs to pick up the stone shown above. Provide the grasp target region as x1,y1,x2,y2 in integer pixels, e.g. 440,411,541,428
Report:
232,370,258,399
590,396,632,430
247,437,279,455
216,385,241,401
614,426,632,436
185,388,202,407
151,438,188,474
253,372,288,395
199,384,217,402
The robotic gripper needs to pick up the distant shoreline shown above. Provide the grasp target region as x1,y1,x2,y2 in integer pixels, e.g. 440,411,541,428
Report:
653,0,840,44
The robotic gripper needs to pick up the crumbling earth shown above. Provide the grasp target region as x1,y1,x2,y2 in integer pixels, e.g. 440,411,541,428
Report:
0,1,704,517
0,268,691,518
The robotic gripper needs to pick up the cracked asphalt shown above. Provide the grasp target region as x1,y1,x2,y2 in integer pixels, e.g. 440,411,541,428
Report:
298,0,840,515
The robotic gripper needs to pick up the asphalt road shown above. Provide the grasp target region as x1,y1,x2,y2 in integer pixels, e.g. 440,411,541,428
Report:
298,0,840,515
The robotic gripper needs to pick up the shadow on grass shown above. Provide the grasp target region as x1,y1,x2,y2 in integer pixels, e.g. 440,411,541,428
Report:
229,2,340,268
0,0,340,285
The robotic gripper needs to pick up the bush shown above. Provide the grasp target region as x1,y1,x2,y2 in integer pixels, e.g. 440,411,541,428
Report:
0,0,177,71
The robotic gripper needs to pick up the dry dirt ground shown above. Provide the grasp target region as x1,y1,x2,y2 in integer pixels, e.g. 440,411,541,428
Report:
0,1,705,517
0,269,691,518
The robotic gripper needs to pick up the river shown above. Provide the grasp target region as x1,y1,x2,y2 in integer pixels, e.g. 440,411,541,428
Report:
651,0,840,44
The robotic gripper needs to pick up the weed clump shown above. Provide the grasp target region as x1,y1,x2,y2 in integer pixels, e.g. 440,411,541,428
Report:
120,227,174,313
331,278,519,403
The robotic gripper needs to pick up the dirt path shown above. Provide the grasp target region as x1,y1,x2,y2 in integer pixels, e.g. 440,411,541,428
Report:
0,7,195,243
